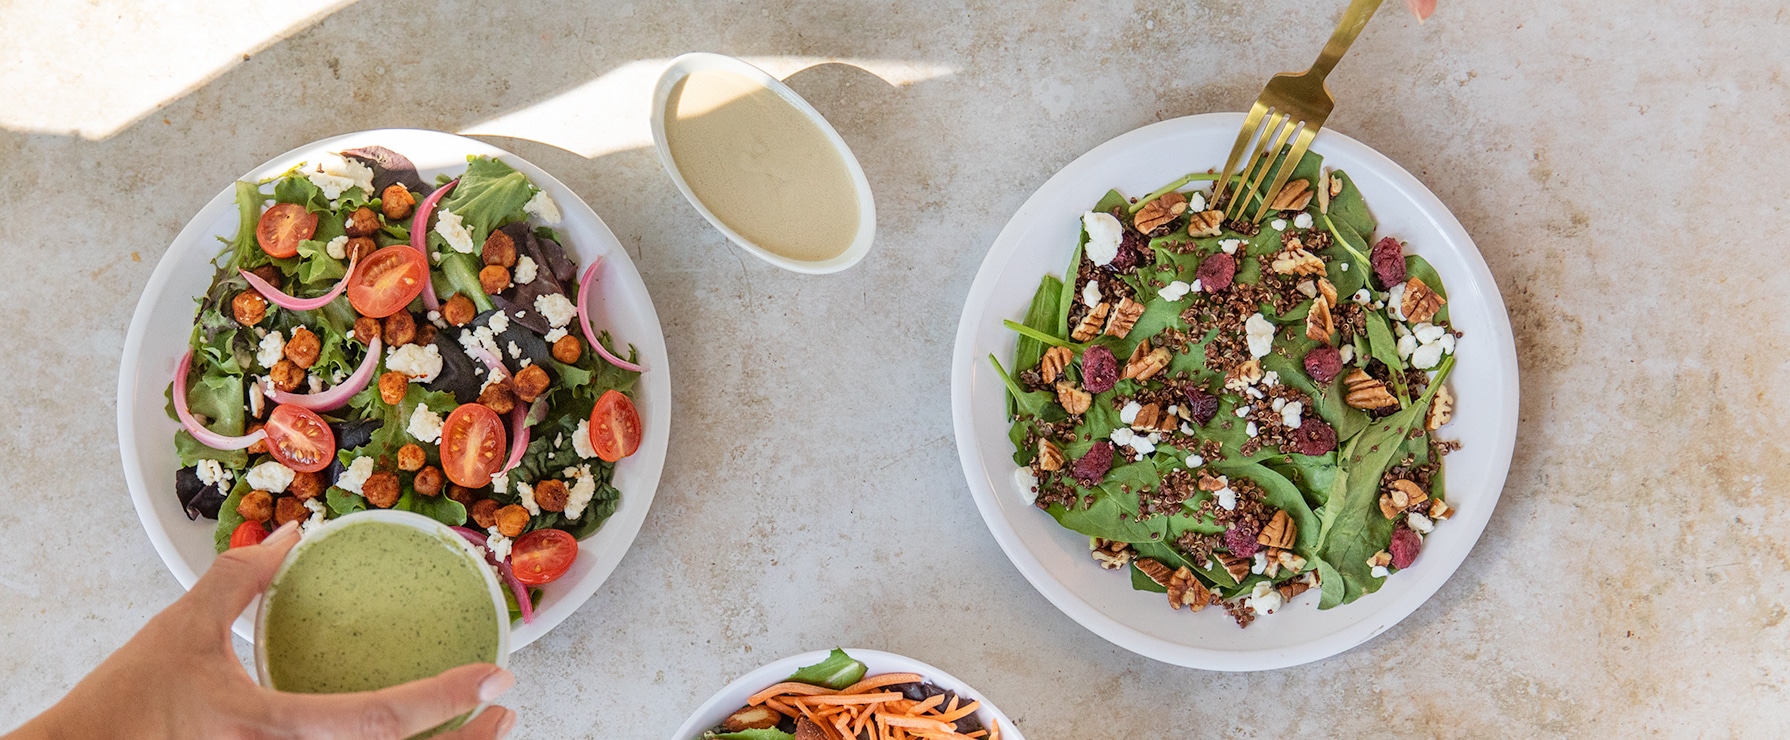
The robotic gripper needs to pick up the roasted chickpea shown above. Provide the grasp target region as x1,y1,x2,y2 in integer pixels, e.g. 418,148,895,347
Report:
248,265,283,291
346,237,377,262
533,479,569,513
442,293,476,327
476,380,516,416
345,206,381,238
362,472,401,509
469,499,501,529
481,230,516,268
494,504,530,538
353,315,381,345
380,185,416,220
414,466,445,497
245,421,269,454
274,496,309,527
268,360,305,393
287,471,323,500
414,323,438,346
236,490,275,522
383,311,416,346
378,371,409,405
284,326,321,369
512,364,551,403
397,443,426,472
232,291,268,327
478,265,510,295
551,335,583,364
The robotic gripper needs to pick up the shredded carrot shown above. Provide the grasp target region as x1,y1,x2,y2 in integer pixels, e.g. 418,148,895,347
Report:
841,672,925,694
748,681,834,705
730,672,997,740
799,691,903,706
909,694,945,715
937,700,980,723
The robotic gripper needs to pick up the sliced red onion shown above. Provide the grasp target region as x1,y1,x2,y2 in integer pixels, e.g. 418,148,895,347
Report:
240,254,358,312
576,258,645,372
173,351,269,451
465,345,531,475
411,178,459,313
268,337,382,411
450,525,534,624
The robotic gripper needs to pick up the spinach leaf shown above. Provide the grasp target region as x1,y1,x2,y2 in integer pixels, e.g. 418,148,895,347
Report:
787,648,867,690
1326,170,1375,245
1130,560,1169,593
1405,254,1450,323
1365,312,1404,373
1210,460,1319,556
1013,275,1062,415
988,355,1063,422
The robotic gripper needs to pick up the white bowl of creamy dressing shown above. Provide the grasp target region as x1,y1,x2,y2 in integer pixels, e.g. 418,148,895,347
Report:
651,52,876,274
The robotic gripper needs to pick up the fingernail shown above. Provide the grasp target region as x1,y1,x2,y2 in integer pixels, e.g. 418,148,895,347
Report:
494,708,517,737
264,520,301,547
479,668,515,702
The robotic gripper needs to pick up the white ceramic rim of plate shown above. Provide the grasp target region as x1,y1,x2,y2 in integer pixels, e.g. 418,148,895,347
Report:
649,51,877,275
116,129,671,650
668,648,1026,740
252,509,510,723
949,112,1520,671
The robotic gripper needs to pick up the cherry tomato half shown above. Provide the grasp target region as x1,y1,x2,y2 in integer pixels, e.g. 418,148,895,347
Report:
347,245,429,318
510,528,577,586
265,404,337,473
587,390,641,462
441,403,507,488
256,203,318,259
229,520,268,549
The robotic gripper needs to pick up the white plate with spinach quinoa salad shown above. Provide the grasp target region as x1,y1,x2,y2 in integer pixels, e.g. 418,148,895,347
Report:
950,113,1518,670
118,129,670,649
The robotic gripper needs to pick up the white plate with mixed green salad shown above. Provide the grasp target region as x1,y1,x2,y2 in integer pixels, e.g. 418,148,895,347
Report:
950,113,1518,670
118,129,670,649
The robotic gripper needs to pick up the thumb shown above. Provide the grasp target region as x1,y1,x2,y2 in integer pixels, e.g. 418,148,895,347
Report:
1405,0,1437,21
263,663,514,740
183,520,301,628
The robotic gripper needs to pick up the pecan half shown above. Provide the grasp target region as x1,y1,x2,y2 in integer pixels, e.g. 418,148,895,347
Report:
1123,342,1171,381
1134,191,1188,233
1055,382,1092,415
1428,498,1453,520
1187,209,1225,238
1401,277,1447,325
1103,297,1146,339
1037,439,1066,471
1197,473,1228,492
1306,295,1335,343
1271,246,1327,277
1343,369,1398,410
1257,509,1296,549
1167,566,1211,611
1279,579,1312,600
1427,383,1454,430
1317,278,1338,307
1390,479,1429,511
1131,403,1164,432
1071,302,1109,342
1040,346,1073,385
1091,538,1132,570
1270,179,1313,211
1223,359,1263,392
1135,557,1174,587
1214,552,1252,582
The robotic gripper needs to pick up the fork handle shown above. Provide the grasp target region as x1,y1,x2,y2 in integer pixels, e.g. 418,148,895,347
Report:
1309,0,1385,80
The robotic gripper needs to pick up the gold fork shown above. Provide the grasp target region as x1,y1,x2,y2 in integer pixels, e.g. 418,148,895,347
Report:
1212,0,1386,223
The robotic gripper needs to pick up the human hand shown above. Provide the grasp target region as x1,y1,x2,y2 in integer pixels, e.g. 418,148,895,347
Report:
7,521,516,739
1406,0,1436,21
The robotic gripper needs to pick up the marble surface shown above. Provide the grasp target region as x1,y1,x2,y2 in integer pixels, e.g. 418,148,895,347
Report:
3,0,1787,736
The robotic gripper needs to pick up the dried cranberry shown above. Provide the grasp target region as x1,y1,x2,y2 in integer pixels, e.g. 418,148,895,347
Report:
1290,418,1338,456
1223,522,1262,558
1195,252,1235,293
1107,244,1138,272
1070,442,1115,486
1371,236,1406,289
1390,525,1422,569
1081,345,1119,394
1183,386,1220,426
1303,345,1343,384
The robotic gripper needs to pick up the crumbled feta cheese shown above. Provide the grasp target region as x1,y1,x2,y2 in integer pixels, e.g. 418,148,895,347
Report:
1262,370,1280,387
534,293,577,329
1157,280,1192,302
1236,405,1252,418
257,330,286,369
486,529,513,562
488,311,510,335
1397,333,1418,360
507,340,523,359
1281,401,1304,429
1166,404,1179,417
516,481,541,516
1146,432,1161,444
458,325,502,363
519,358,533,368
1408,512,1436,534
564,464,597,519
1216,487,1237,510
1187,192,1207,212
1251,552,1268,575
1271,397,1286,412
1245,421,1259,437
1082,212,1124,266
1439,333,1456,354
553,433,564,450
306,374,323,394
1413,323,1446,344
1245,581,1284,615
1245,313,1275,358
386,342,444,382
324,235,350,260
301,497,327,534
1339,345,1356,364
195,459,232,489
1295,280,1317,299
1353,288,1373,305
1180,422,1196,436
1080,279,1102,308
1110,427,1136,446
434,208,475,253
1411,341,1445,369
1293,212,1314,229
1370,565,1390,578
306,154,374,201
1339,262,1350,272
333,456,374,494
1185,454,1204,468
1119,401,1142,424
1270,218,1287,231
1245,386,1264,399
1386,283,1408,320
246,461,296,493
523,189,562,224
513,255,538,285
1189,278,1203,293
1013,467,1039,503
1219,238,1243,255
544,327,568,343
491,473,509,495
1129,436,1156,456
567,419,597,459
407,404,444,444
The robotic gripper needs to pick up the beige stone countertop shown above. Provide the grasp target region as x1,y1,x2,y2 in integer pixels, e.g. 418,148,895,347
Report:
3,0,1787,736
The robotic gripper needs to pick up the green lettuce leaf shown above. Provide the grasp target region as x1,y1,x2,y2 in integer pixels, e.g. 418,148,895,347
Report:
787,648,866,690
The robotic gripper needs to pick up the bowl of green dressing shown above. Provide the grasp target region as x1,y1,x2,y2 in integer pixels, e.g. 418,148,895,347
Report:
255,510,509,731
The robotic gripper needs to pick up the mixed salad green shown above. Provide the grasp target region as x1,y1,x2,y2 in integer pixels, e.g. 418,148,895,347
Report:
995,152,1460,626
702,649,998,739
169,147,645,622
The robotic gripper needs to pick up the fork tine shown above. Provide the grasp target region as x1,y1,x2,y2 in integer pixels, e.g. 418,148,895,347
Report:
1212,102,1270,211
1224,111,1278,220
1252,122,1316,222
1230,112,1295,220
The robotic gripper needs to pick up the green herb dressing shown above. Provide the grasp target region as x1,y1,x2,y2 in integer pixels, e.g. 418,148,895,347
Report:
264,521,498,694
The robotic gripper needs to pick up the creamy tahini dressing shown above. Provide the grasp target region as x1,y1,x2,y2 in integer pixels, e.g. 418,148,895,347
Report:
264,521,498,695
664,70,859,262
